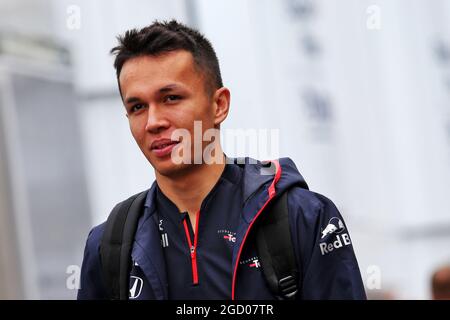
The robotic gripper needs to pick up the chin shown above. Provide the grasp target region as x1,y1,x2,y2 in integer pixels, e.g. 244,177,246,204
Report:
148,156,191,178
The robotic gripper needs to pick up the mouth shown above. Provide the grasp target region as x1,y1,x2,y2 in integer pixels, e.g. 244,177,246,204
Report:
150,139,180,158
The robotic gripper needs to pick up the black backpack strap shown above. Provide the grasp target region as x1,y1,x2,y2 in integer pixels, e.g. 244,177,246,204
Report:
256,190,300,300
100,191,148,300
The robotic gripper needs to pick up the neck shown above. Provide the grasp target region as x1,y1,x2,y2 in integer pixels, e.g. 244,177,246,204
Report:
155,153,226,215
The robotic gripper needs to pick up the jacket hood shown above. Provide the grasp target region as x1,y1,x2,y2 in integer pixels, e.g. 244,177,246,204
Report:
232,156,309,204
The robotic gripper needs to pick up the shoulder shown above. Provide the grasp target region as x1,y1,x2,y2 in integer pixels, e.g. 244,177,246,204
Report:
285,187,350,263
87,188,151,247
81,188,152,268
85,222,106,254
286,186,342,224
77,222,107,299
80,222,106,275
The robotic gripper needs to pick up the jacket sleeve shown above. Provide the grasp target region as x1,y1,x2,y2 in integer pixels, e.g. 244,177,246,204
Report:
288,189,367,300
77,223,108,300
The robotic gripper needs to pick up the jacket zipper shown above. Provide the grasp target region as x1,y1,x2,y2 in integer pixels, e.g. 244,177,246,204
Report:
231,160,281,300
182,210,200,285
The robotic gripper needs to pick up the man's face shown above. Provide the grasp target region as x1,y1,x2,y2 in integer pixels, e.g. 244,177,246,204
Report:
119,50,219,177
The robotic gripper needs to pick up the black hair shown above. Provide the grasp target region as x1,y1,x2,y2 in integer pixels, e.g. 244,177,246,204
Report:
110,19,223,97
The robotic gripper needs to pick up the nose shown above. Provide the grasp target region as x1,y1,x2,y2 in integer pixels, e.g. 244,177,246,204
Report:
145,105,170,134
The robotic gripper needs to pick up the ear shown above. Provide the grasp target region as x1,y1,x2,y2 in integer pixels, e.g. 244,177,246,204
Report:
212,87,231,127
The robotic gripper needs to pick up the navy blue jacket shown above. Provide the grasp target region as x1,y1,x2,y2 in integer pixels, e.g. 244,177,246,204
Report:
77,157,367,300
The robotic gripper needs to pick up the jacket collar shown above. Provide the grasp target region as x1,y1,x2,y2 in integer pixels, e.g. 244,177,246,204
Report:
131,182,168,300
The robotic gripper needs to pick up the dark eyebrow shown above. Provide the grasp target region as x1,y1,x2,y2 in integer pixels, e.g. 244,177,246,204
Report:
158,84,182,93
125,83,182,104
124,84,184,104
125,97,141,104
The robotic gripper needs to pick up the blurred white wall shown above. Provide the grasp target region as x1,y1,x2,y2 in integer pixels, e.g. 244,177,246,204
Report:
0,0,449,299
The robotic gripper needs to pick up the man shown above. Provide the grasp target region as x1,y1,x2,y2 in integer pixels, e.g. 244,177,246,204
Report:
431,265,450,300
77,20,366,300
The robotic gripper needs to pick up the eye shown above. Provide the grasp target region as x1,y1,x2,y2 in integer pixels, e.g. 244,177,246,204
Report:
130,103,146,113
164,95,182,103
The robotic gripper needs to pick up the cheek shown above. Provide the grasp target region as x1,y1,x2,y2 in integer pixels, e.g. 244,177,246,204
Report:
192,98,215,124
201,107,216,128
129,118,145,145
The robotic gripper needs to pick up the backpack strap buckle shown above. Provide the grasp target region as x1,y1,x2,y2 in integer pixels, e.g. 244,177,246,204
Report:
278,275,298,300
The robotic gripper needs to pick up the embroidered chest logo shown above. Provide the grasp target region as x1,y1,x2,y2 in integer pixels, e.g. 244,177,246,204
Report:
217,229,237,243
129,276,143,299
240,256,261,268
129,262,143,299
159,219,169,248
